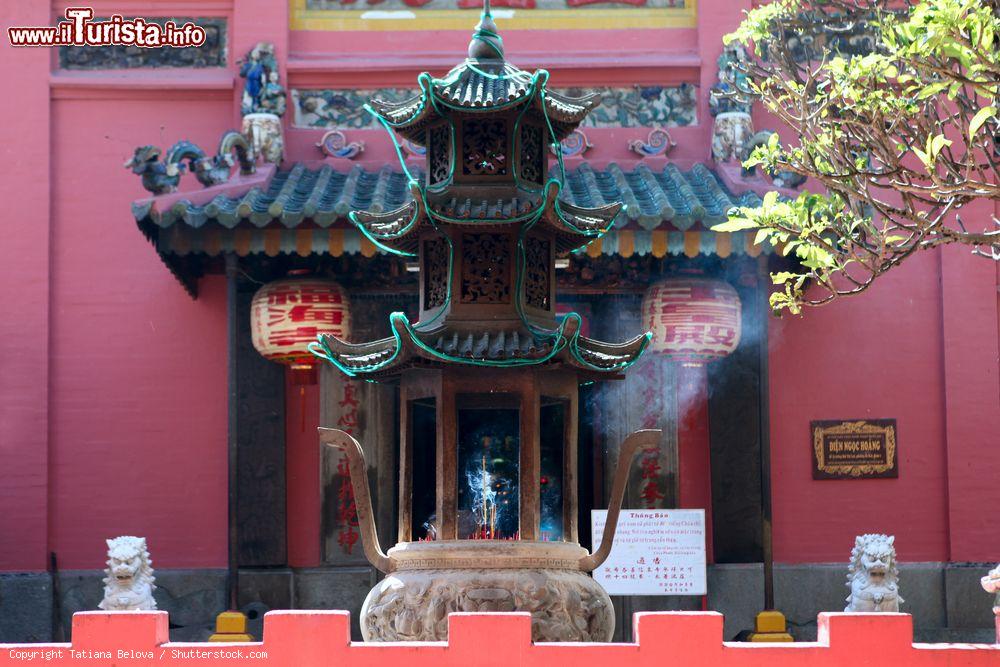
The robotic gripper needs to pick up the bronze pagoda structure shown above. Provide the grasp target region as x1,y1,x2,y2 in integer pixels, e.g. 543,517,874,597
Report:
312,2,659,642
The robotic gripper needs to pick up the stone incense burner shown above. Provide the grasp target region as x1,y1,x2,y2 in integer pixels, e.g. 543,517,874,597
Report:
321,428,656,641
311,0,658,642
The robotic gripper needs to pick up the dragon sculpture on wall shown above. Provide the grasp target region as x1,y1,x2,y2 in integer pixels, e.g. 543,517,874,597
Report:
125,131,255,194
98,536,157,611
845,533,903,613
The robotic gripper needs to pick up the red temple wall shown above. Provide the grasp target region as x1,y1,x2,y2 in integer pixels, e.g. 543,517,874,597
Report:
768,196,1000,562
27,95,232,572
767,251,951,563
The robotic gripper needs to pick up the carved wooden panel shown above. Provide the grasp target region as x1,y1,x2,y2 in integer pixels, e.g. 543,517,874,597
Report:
233,280,287,567
60,17,226,69
519,123,545,185
523,235,551,310
460,233,511,303
422,238,449,310
461,119,508,177
428,124,451,186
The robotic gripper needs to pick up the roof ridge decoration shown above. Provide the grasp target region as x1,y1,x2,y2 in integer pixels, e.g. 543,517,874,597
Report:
468,0,504,61
308,4,652,379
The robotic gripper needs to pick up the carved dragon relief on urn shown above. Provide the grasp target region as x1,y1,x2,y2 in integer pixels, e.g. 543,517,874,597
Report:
310,0,660,642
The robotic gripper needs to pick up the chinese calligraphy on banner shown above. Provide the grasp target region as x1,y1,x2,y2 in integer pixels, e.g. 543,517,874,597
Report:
335,381,361,555
591,509,706,596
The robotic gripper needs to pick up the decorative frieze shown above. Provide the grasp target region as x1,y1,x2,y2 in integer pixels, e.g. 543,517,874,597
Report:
571,84,696,128
763,11,884,62
294,89,417,129
305,0,681,9
59,18,225,69
293,85,696,130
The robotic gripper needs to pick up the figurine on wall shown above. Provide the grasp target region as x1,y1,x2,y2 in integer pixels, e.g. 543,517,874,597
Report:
709,45,752,117
239,42,286,165
845,534,903,613
239,42,282,116
710,44,754,164
99,536,157,611
260,71,287,117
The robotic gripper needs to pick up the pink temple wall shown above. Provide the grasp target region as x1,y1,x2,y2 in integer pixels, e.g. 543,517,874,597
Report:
768,252,951,562
0,611,997,665
46,96,233,570
1,0,998,573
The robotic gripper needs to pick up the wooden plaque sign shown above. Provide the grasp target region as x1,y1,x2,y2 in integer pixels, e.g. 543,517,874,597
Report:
811,419,898,480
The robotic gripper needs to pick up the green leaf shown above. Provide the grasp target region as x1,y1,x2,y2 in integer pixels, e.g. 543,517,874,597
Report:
915,81,949,99
969,106,997,142
930,133,952,159
711,218,759,232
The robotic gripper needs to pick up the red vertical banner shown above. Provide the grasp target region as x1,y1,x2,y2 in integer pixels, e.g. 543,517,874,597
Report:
676,363,713,563
335,381,361,555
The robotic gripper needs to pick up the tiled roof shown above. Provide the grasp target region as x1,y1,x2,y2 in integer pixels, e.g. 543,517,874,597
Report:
133,161,770,296
133,162,762,232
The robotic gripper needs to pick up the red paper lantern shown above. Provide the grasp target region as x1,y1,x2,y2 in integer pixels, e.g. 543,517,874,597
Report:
641,278,741,366
250,276,350,378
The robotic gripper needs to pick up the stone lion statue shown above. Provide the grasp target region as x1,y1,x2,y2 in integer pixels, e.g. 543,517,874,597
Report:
845,534,903,612
981,564,1000,609
99,536,157,611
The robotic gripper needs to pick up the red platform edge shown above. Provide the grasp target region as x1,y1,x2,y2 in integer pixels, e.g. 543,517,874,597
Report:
0,611,997,667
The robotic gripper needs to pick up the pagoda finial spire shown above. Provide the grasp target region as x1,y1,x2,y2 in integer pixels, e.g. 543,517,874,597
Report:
468,0,504,60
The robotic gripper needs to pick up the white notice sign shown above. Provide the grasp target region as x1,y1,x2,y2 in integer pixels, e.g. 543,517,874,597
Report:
590,509,706,596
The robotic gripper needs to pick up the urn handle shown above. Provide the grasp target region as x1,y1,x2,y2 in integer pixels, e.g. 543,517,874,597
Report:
579,429,662,573
319,427,395,573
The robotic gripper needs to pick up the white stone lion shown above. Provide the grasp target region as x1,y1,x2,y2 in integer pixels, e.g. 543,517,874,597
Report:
845,534,903,613
99,536,157,611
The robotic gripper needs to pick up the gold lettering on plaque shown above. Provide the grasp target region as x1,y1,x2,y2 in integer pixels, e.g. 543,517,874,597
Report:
812,420,897,479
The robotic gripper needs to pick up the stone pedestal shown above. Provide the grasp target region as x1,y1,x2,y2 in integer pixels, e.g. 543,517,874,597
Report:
241,112,283,164
359,541,613,642
712,111,753,163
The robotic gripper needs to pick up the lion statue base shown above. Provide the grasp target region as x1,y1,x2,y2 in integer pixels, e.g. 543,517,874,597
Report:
99,536,157,611
845,534,903,613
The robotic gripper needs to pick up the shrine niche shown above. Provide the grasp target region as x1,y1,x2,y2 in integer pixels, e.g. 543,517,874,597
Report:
310,1,659,642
